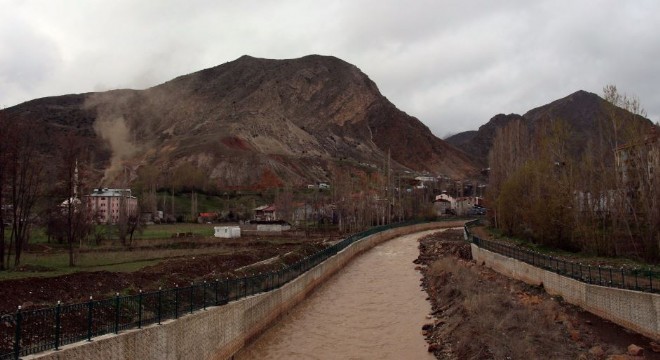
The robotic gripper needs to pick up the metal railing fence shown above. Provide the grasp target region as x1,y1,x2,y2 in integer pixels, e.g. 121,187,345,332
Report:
464,222,658,294
0,219,427,359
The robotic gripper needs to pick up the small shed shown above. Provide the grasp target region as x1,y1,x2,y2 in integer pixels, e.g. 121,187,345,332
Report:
214,226,241,238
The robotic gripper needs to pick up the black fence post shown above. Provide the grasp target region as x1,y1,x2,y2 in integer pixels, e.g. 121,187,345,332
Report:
214,279,219,306
579,264,582,280
55,301,61,350
157,288,162,325
175,284,179,319
14,306,22,360
621,268,625,288
268,271,272,290
189,282,194,314
87,296,93,341
650,269,654,292
114,293,120,334
138,290,143,329
203,281,207,310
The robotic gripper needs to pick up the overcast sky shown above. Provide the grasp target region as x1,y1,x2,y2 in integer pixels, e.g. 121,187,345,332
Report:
1,0,659,138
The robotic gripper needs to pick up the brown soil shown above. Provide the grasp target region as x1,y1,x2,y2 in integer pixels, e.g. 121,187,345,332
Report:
0,234,329,315
416,229,660,360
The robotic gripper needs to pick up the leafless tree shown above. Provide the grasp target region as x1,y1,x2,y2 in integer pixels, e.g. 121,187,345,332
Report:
0,113,15,270
5,120,45,266
53,133,94,266
487,85,658,261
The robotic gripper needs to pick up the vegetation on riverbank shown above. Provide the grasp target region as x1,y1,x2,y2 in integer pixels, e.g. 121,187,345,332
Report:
417,229,659,359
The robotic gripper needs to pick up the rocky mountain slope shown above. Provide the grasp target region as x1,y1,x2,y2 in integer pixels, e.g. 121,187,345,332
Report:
446,90,654,167
2,55,477,189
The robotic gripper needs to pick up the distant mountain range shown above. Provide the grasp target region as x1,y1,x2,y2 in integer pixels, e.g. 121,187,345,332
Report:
3,56,652,192
446,90,654,168
2,55,477,190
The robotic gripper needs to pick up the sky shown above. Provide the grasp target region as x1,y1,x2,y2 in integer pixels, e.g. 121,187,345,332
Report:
1,0,659,138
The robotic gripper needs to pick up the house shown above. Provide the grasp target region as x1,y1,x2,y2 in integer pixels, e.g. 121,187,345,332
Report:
455,197,483,216
307,182,331,190
434,193,483,216
214,226,241,238
433,194,454,216
240,220,291,235
433,191,456,215
85,188,138,224
254,204,277,221
198,212,218,223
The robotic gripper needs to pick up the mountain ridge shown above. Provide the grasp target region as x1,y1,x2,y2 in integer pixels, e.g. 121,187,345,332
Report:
2,55,478,190
446,90,654,167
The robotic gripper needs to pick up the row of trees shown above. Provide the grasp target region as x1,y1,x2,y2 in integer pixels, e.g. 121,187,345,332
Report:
0,114,126,269
487,86,659,261
0,117,46,270
268,159,437,234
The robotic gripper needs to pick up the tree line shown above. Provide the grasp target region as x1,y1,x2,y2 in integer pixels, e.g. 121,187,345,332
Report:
0,115,140,269
487,86,659,262
0,112,441,270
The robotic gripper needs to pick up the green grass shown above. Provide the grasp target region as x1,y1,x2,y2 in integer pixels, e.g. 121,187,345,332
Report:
135,223,215,239
482,226,660,272
0,237,241,281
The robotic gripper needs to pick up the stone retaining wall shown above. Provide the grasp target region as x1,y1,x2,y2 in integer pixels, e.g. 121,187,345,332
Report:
471,244,660,341
27,222,454,360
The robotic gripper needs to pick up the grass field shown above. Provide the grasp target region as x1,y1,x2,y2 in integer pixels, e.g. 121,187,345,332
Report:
3,222,218,243
0,223,232,280
0,244,242,281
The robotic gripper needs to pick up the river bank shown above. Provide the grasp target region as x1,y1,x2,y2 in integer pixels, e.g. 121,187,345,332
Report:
416,229,659,360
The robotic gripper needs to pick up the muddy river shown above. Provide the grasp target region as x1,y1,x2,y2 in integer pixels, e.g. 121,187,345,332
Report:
235,230,439,360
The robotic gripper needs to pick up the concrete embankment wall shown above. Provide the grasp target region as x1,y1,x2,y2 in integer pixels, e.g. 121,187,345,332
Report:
471,244,660,341
28,222,454,360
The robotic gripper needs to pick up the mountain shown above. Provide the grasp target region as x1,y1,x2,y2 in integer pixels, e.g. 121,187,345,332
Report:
446,90,654,167
446,114,524,168
1,55,478,190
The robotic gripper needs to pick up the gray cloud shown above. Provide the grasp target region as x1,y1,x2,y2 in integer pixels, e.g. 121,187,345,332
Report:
1,0,659,135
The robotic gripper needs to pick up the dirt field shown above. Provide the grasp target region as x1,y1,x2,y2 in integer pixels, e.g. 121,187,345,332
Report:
416,229,660,360
0,233,331,315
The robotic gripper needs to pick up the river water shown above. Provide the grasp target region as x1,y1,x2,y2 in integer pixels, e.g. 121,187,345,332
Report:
235,231,439,360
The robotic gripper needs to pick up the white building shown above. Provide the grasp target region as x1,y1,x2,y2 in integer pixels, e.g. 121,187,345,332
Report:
214,226,241,238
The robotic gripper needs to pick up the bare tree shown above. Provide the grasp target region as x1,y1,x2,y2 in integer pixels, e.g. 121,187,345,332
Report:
487,85,657,261
487,118,532,231
0,113,15,270
5,120,45,266
54,133,94,266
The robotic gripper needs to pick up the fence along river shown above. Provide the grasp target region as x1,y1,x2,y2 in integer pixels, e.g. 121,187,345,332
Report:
234,231,439,360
